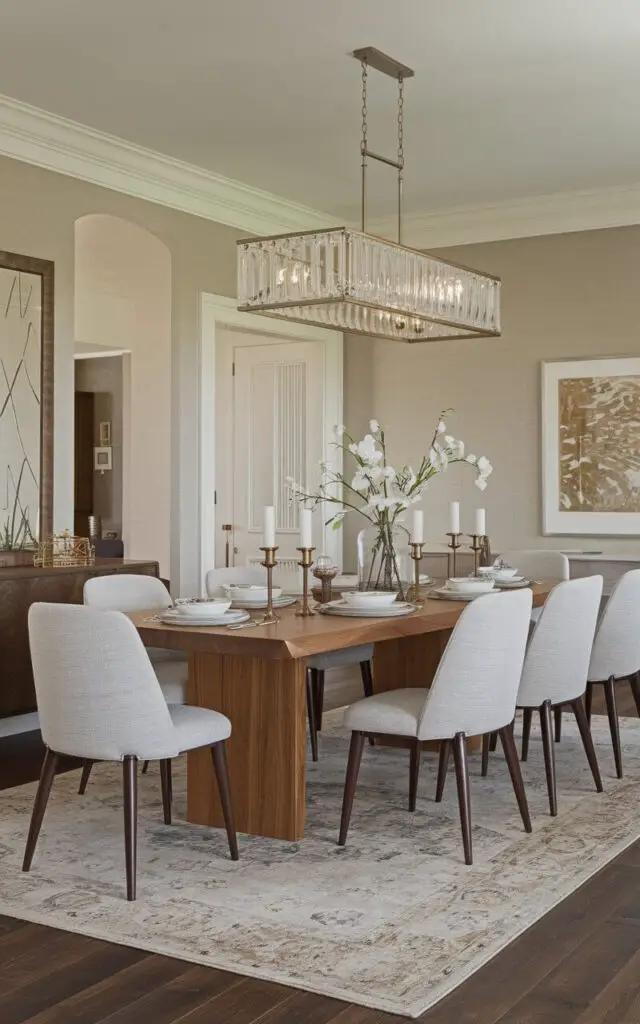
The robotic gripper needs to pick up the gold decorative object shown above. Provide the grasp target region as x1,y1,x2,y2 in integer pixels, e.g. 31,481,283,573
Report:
312,557,339,604
258,546,280,624
237,48,500,344
469,534,485,576
296,547,315,617
409,542,424,608
34,532,95,568
446,532,462,579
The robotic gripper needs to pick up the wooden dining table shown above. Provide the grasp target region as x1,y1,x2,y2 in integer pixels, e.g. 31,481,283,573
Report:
131,582,553,842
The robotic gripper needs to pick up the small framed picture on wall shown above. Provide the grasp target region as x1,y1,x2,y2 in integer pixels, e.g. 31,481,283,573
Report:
94,446,112,472
99,421,111,446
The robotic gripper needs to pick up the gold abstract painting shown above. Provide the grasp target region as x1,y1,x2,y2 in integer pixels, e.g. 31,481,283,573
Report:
558,374,640,512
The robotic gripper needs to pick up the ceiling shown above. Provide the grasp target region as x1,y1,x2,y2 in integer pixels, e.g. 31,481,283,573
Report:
2,0,640,222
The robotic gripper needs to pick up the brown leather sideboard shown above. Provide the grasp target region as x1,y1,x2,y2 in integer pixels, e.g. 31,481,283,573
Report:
0,559,159,717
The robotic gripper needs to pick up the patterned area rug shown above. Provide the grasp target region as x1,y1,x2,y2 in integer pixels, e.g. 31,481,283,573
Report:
0,713,639,1018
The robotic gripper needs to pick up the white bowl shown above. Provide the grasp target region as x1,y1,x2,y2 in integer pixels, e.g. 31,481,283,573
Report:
493,567,518,580
176,599,231,617
476,566,497,576
224,584,282,602
343,590,398,608
445,577,495,593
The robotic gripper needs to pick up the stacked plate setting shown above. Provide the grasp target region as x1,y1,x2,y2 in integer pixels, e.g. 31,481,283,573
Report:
431,566,530,601
320,590,416,618
223,584,297,610
161,600,250,627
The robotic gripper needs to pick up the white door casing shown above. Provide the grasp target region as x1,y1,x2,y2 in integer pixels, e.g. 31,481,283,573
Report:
199,293,342,594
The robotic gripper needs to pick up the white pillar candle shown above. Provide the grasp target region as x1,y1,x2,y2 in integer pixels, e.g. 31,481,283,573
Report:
411,510,424,544
449,501,460,534
475,508,486,536
299,508,313,549
263,506,275,548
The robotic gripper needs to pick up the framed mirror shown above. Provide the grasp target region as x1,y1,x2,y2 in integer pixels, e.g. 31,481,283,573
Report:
0,250,54,550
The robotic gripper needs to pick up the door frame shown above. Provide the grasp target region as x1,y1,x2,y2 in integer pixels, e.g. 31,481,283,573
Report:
199,292,343,590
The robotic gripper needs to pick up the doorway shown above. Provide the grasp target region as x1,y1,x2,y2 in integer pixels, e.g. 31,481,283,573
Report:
199,294,343,591
74,354,124,552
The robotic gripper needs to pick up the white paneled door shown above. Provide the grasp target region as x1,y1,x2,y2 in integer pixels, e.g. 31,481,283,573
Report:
215,328,327,586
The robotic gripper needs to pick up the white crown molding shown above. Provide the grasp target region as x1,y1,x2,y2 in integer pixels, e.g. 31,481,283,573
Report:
0,93,335,236
369,183,640,249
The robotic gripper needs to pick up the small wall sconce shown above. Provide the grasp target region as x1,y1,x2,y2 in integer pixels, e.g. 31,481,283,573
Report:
94,446,112,473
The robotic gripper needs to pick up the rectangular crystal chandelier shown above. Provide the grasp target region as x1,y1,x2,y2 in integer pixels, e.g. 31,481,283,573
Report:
236,49,501,344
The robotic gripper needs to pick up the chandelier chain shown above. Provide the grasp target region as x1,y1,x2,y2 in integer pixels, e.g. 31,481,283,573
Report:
361,59,368,153
397,75,404,169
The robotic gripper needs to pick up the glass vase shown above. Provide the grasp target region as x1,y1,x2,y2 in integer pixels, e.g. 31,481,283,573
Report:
357,524,411,599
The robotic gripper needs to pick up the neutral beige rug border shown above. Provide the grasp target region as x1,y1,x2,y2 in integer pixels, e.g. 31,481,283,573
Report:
0,716,638,1019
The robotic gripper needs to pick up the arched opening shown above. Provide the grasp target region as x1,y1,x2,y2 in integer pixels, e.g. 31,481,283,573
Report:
74,214,172,576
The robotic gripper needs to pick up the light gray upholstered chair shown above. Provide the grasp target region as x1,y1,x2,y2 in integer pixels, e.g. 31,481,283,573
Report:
586,569,640,778
499,549,570,743
23,603,238,901
82,573,188,786
510,575,604,816
338,589,534,865
206,566,374,762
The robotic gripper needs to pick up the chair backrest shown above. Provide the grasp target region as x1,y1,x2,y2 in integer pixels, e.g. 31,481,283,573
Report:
517,575,603,707
84,573,172,612
417,589,533,740
588,569,640,682
500,549,570,582
28,603,179,761
205,566,266,598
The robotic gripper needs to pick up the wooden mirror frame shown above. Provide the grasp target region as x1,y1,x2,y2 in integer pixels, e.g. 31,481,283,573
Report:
0,250,54,539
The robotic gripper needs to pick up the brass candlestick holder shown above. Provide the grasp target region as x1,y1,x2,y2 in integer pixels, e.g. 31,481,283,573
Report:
446,532,462,578
409,542,424,607
258,546,280,624
469,534,486,576
296,547,315,616
312,560,339,604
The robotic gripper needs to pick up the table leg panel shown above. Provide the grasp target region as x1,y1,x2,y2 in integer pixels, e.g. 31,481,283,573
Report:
187,652,307,841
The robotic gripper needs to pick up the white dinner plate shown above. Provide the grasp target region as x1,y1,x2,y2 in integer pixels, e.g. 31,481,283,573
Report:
320,600,417,618
493,578,532,589
161,609,250,626
229,595,297,609
430,587,488,602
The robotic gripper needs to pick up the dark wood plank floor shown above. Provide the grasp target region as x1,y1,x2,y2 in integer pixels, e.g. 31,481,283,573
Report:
1,682,638,1023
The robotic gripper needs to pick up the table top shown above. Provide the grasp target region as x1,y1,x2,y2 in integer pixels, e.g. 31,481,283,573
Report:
132,582,554,662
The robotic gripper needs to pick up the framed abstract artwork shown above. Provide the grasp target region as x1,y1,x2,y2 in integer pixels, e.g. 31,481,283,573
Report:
542,357,640,535
0,250,54,546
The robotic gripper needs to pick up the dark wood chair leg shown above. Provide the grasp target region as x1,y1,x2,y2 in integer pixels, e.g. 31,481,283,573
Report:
481,734,490,777
123,756,138,902
539,700,557,816
554,706,563,743
23,748,59,872
338,731,365,846
629,671,640,718
78,759,93,795
142,761,149,775
211,742,239,861
159,759,172,825
435,740,450,802
306,668,319,762
359,661,375,746
360,660,373,698
499,724,532,833
452,733,473,865
585,681,594,724
570,697,603,793
489,732,498,752
408,738,421,811
313,668,325,732
521,708,533,761
603,675,623,779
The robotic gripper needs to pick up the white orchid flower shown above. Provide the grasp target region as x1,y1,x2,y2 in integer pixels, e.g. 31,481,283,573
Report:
351,470,370,493
475,477,488,491
438,421,446,434
334,424,346,438
466,454,477,464
477,455,491,473
380,466,396,481
353,434,382,465
369,419,380,433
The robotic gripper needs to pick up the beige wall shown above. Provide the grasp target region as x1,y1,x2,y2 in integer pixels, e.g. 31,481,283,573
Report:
344,225,640,564
0,154,239,589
